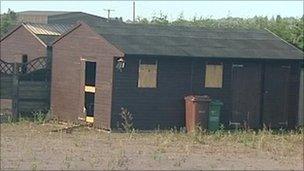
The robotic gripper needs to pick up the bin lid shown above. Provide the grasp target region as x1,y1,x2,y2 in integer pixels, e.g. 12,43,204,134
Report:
211,100,223,105
184,95,211,102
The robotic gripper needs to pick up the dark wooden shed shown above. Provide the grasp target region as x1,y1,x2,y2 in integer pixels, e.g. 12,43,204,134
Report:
51,22,303,130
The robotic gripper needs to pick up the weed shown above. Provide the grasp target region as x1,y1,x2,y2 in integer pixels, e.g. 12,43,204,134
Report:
106,147,129,170
32,110,46,124
31,162,37,171
7,115,13,124
173,155,187,167
31,155,38,171
0,112,14,124
190,126,207,144
153,150,163,161
29,109,52,124
119,107,134,133
117,149,129,168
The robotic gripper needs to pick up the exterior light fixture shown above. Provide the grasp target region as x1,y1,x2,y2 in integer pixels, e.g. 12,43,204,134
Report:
116,57,125,72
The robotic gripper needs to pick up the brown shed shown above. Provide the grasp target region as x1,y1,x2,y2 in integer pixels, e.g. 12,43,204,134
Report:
50,22,123,128
0,23,72,63
0,23,72,115
50,22,303,130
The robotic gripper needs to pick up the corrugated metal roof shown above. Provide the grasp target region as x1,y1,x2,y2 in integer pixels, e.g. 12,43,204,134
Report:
36,35,59,45
92,24,303,60
23,23,73,36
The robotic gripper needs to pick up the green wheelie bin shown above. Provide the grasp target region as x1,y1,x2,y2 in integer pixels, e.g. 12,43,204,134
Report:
208,100,223,131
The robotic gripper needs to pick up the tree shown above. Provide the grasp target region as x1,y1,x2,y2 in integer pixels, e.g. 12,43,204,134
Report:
0,9,17,37
172,12,191,26
131,13,303,51
150,11,169,25
291,16,304,50
136,16,149,24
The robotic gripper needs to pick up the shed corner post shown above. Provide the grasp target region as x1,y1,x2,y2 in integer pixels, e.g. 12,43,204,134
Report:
12,62,20,120
298,66,304,127
46,46,53,108
46,46,53,81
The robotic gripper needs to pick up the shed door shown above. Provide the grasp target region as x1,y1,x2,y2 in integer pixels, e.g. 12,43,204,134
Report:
231,63,262,128
262,64,290,128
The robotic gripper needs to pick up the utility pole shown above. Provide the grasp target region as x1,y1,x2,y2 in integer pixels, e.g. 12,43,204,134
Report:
133,1,136,22
104,9,115,19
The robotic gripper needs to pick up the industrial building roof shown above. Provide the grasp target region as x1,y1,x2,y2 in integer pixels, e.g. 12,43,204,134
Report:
17,11,70,16
48,12,124,25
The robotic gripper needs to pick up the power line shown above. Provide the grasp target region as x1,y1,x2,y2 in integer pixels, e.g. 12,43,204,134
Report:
103,9,115,19
133,1,136,22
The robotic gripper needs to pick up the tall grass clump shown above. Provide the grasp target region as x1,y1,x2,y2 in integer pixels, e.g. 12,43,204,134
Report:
119,107,134,133
32,110,52,124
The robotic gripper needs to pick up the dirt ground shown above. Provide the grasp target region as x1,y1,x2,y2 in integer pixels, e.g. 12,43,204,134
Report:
1,121,303,170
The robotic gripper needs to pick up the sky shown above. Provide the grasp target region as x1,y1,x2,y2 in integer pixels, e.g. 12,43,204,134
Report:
0,1,303,21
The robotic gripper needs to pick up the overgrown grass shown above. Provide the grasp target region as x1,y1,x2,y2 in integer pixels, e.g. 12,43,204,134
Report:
0,109,52,125
147,127,303,159
118,108,134,133
1,121,303,170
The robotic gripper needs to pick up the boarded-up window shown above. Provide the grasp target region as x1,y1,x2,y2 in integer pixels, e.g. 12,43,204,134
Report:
205,63,223,88
138,60,157,88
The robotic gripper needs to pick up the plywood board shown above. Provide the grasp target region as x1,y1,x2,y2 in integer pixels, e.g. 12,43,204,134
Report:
205,64,223,88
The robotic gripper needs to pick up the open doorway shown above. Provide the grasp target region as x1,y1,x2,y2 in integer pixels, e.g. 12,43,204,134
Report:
21,54,28,73
84,61,96,123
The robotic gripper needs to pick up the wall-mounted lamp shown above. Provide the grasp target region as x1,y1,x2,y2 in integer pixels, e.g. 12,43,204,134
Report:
116,58,125,72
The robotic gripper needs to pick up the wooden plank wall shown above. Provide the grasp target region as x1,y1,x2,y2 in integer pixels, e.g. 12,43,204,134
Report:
0,75,50,115
18,81,50,113
112,56,301,130
0,76,13,99
112,56,237,130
